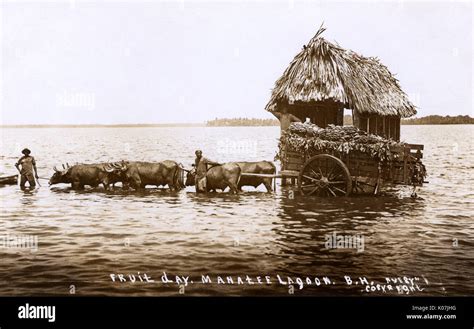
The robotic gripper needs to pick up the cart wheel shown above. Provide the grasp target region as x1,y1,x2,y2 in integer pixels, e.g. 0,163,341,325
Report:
298,154,352,197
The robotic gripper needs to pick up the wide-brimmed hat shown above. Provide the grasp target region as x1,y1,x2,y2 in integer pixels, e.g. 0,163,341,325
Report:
21,148,31,155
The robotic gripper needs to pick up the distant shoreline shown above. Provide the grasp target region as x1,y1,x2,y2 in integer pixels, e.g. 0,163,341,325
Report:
1,115,473,128
0,123,206,128
205,115,473,126
1,123,473,128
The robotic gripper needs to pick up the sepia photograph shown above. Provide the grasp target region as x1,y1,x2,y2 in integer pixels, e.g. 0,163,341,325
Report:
0,0,473,325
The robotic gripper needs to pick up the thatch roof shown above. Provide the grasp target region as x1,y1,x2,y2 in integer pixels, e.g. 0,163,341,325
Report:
265,26,416,118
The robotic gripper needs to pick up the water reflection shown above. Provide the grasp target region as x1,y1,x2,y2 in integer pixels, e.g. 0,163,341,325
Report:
18,187,39,206
0,126,472,296
272,189,431,293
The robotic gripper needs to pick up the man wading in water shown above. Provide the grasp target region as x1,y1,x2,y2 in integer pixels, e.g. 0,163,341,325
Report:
15,148,39,189
194,150,221,193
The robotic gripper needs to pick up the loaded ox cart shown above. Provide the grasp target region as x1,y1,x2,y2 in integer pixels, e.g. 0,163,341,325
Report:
278,123,426,196
260,26,427,196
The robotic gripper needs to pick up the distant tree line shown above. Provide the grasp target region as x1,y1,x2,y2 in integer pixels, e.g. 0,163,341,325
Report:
206,115,473,127
206,118,279,126
401,115,473,125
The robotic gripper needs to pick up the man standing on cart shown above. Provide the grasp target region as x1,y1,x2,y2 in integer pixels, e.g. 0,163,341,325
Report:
272,107,302,135
194,150,221,193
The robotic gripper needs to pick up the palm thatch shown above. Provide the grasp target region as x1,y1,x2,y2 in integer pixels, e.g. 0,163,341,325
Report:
265,26,416,118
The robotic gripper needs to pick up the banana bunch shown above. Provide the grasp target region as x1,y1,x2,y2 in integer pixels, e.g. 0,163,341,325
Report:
281,123,404,162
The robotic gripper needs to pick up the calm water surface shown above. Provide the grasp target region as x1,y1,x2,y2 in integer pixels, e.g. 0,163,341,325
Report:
0,125,473,296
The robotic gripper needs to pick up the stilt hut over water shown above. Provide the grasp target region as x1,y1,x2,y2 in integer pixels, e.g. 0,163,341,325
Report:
265,26,416,141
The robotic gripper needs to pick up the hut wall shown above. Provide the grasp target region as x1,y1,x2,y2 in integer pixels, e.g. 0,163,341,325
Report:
384,116,390,137
336,108,344,126
281,100,402,140
285,102,344,128
355,114,368,133
394,117,400,141
369,116,377,134
353,113,401,141
382,116,401,141
377,115,384,137
353,110,361,129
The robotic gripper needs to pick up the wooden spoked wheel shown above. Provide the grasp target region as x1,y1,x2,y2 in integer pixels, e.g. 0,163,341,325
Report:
298,154,352,197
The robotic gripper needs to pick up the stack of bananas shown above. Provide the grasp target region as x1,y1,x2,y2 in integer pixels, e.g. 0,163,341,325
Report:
280,123,403,162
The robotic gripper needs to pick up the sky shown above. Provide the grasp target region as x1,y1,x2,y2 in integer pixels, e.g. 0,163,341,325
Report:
1,0,472,124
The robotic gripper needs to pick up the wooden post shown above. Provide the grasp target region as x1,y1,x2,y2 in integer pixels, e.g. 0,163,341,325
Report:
383,116,386,137
388,117,392,139
337,108,344,126
403,146,408,183
395,117,400,141
353,109,360,128
369,116,377,134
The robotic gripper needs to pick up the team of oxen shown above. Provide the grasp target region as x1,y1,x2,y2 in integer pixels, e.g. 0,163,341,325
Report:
48,160,276,193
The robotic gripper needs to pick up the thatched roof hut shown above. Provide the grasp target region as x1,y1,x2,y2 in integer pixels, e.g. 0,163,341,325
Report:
266,26,416,141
